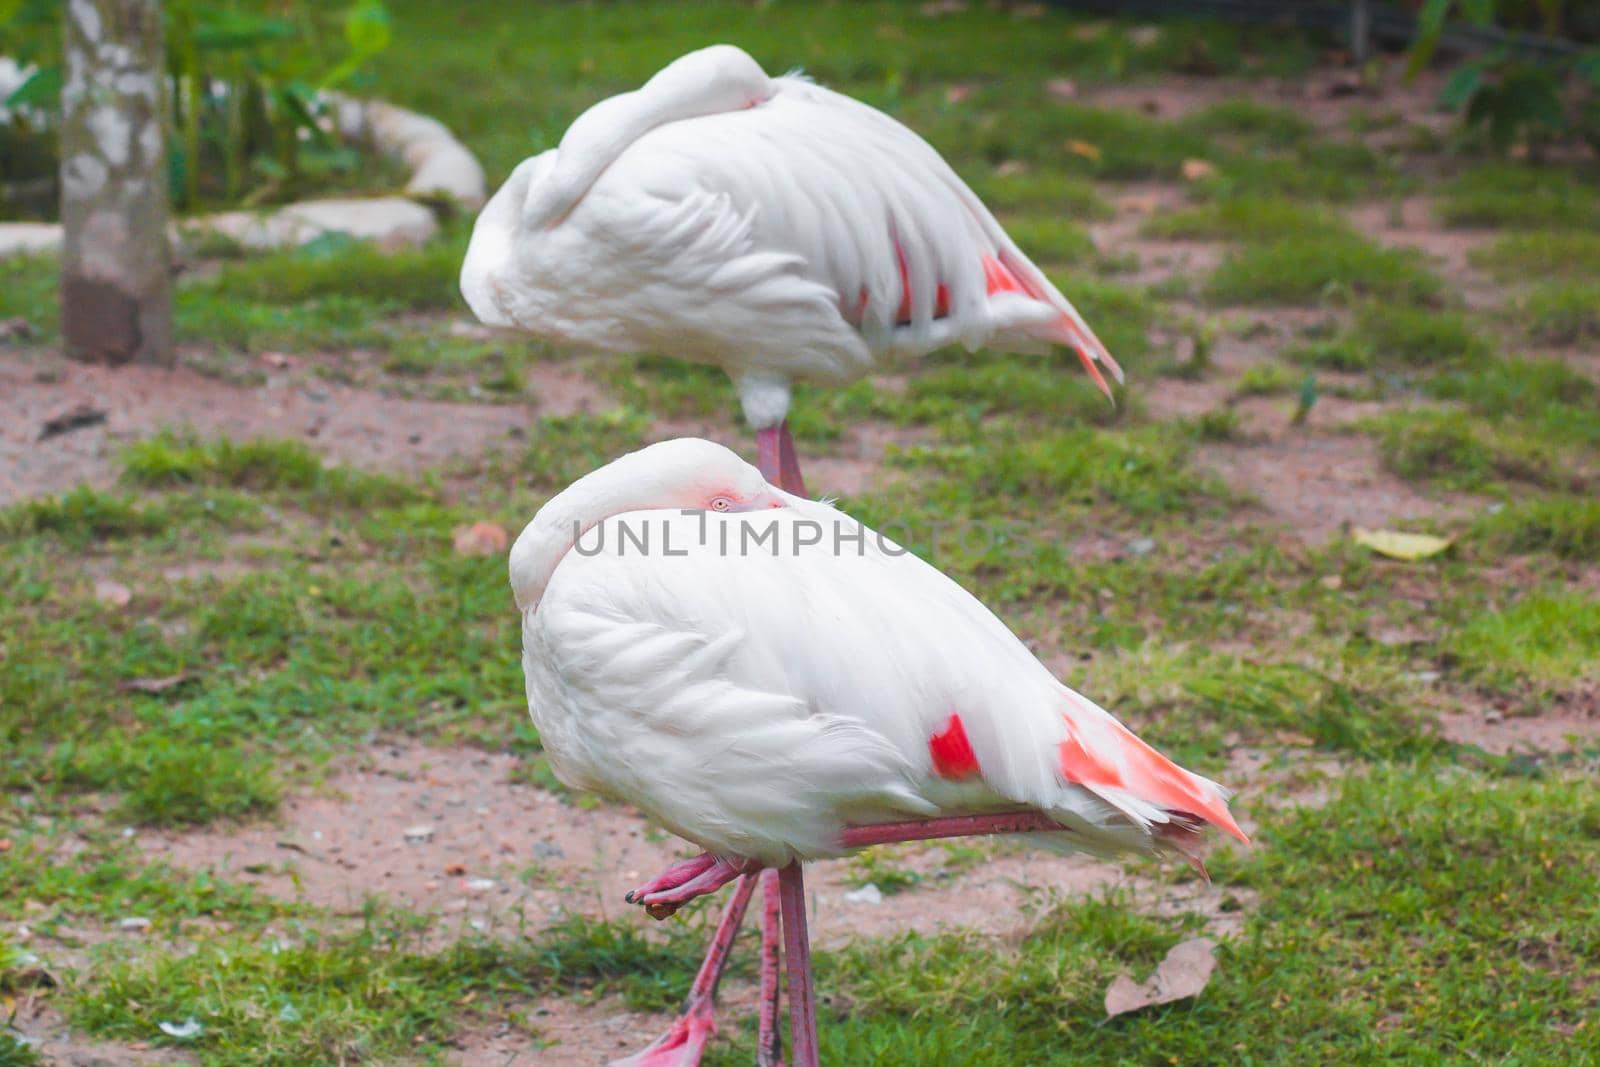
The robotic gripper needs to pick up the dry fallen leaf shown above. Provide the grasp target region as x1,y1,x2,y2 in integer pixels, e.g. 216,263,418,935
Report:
1353,528,1453,561
94,579,132,607
443,862,468,876
944,84,972,105
994,160,1029,179
452,521,509,557
118,673,197,695
1065,139,1102,162
1105,937,1218,1018
1181,158,1217,182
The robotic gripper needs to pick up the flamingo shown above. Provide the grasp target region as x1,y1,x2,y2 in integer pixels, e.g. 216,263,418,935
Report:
513,438,1246,1065
460,43,1121,499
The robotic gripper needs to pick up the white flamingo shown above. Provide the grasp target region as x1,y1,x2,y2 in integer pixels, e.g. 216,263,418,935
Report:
460,43,1120,497
514,439,1245,1066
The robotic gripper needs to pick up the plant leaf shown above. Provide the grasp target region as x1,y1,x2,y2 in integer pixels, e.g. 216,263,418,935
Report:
1105,938,1218,1018
4,64,60,109
1353,528,1454,561
1438,63,1483,111
344,0,392,59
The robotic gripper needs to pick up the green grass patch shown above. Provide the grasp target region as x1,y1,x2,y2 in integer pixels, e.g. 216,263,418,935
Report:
1201,139,1393,203
1143,197,1345,243
0,252,56,342
1517,281,1600,345
0,833,292,926
1351,303,1488,369
1470,230,1600,280
121,432,419,507
1207,232,1443,306
1478,496,1600,562
68,911,710,1064
200,232,465,311
1178,100,1314,146
1002,214,1097,266
0,486,165,547
114,741,282,827
967,168,1113,219
1435,163,1600,229
1449,589,1600,690
1373,409,1564,491
1232,362,1298,397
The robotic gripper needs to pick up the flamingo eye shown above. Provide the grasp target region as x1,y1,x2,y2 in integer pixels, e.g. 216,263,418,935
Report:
709,495,734,512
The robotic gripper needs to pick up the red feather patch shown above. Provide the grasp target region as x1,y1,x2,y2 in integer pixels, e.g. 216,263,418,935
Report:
929,713,981,779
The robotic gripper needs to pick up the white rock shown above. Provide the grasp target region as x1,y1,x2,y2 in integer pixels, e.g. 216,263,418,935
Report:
362,99,487,210
158,1019,203,1040
842,883,883,906
0,222,63,258
403,824,435,844
117,916,152,932
187,196,438,252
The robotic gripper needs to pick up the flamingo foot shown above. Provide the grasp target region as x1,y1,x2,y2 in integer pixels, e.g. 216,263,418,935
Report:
607,992,716,1067
629,854,758,920
626,853,717,903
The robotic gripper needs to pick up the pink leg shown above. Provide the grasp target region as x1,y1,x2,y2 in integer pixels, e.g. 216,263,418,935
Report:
757,868,785,1067
609,872,759,1067
777,863,819,1067
840,810,1067,849
754,421,808,497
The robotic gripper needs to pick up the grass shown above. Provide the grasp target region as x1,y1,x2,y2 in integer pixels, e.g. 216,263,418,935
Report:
1517,281,1600,345
1470,230,1600,280
1350,303,1489,369
1435,163,1600,229
63,910,715,1065
1478,496,1600,562
1372,409,1566,492
1207,232,1444,306
1144,197,1345,243
1449,590,1600,691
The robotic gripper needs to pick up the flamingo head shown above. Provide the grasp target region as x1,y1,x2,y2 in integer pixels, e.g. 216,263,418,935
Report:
510,438,787,611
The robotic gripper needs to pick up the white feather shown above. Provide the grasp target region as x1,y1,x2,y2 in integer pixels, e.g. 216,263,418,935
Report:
516,440,1241,868
462,44,1119,431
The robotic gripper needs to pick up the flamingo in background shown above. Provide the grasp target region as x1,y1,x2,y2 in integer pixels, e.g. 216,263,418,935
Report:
461,43,1120,498
513,439,1245,1066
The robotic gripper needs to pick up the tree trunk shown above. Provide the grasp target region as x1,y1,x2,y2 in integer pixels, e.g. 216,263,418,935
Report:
59,0,173,367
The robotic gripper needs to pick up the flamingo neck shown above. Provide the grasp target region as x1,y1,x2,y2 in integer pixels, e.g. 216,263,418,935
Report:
509,451,664,611
522,45,773,229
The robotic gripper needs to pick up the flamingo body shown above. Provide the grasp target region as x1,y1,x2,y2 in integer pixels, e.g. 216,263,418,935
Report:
514,439,1243,871
462,45,1121,431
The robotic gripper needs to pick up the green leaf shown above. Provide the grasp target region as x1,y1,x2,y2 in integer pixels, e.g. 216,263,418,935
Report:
1438,62,1482,111
344,0,392,59
1405,0,1454,81
3,64,59,109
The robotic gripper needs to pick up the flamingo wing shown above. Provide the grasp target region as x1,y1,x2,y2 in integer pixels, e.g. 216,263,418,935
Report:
524,498,1239,868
